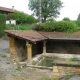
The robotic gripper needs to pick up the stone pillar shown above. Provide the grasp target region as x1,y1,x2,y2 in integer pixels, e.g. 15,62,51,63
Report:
43,41,46,54
53,66,60,79
26,43,32,61
9,37,17,60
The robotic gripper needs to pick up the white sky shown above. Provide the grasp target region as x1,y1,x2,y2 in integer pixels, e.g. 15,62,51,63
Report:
0,0,80,20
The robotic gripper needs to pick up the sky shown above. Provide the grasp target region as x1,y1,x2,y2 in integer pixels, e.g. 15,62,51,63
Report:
0,0,80,20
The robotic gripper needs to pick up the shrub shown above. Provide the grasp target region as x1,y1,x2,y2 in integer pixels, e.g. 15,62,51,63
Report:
6,24,31,30
62,17,70,21
0,14,6,37
47,18,56,22
53,21,77,32
7,13,16,20
32,21,78,32
76,20,80,27
14,10,37,24
14,10,28,24
27,15,37,24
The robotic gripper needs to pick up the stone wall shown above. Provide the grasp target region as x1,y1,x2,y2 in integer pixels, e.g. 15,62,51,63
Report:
15,38,27,61
53,65,80,79
9,37,27,62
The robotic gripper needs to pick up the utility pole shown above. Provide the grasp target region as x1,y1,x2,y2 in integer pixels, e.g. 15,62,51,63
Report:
39,0,42,23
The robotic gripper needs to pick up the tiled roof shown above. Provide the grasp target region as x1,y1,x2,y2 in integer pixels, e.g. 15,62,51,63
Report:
0,6,14,12
5,30,80,42
39,31,80,40
5,30,47,42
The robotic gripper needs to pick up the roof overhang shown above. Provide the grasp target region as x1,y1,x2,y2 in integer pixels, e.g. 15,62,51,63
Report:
5,30,47,43
49,38,80,41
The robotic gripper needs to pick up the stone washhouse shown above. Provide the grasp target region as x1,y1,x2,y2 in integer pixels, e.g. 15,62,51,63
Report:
5,30,80,78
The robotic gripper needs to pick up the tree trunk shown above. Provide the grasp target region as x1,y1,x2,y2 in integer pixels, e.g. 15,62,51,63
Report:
43,17,46,22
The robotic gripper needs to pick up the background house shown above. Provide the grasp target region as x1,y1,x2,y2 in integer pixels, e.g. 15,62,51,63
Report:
0,6,14,14
0,6,16,25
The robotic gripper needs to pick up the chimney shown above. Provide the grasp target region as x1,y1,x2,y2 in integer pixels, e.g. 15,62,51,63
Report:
12,6,14,10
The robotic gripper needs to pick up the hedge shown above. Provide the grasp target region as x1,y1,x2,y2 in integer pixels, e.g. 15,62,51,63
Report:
32,21,78,32
0,14,6,37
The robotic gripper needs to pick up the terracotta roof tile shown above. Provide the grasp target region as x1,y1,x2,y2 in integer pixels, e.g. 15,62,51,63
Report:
0,6,14,12
5,30,47,42
39,31,80,39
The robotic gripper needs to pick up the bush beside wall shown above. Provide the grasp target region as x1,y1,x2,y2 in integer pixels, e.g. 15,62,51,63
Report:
0,14,6,37
32,21,78,32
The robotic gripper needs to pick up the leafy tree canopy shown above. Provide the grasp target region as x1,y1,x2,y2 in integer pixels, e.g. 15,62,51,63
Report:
62,17,70,21
28,0,63,22
14,10,28,24
7,13,16,20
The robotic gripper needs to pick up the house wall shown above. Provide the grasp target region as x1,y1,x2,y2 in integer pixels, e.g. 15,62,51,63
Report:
46,40,80,54
6,20,16,25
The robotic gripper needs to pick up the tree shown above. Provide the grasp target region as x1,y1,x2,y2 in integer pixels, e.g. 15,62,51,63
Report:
14,10,37,24
7,13,16,20
28,0,63,22
14,10,28,24
76,13,80,27
62,17,70,21
0,14,6,37
77,13,80,20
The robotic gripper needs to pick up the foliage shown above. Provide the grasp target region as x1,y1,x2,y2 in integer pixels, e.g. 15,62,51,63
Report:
15,66,22,71
62,17,70,21
67,58,80,62
14,10,37,24
14,10,28,24
6,24,31,30
32,21,78,32
47,18,56,22
6,62,10,64
76,20,80,27
76,13,80,27
7,13,16,20
1,54,7,58
64,73,75,80
0,14,6,37
28,0,63,22
27,15,37,23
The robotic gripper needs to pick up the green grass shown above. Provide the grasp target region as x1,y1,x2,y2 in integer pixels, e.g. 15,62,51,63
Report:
6,62,10,64
6,24,31,30
1,55,7,58
67,58,80,62
64,73,75,80
15,66,22,72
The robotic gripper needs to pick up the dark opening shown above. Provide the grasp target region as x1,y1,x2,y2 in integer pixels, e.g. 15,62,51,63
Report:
32,41,43,57
46,40,80,54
